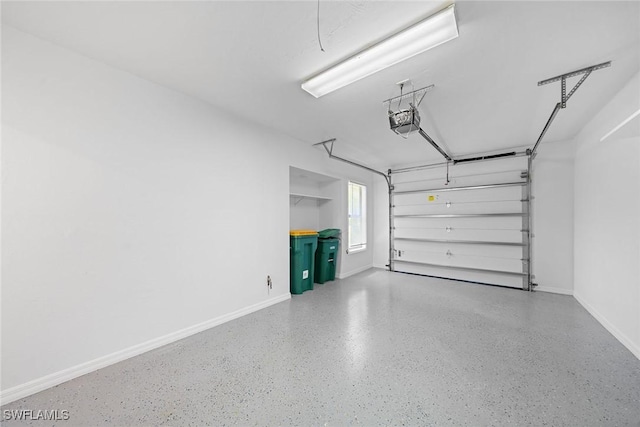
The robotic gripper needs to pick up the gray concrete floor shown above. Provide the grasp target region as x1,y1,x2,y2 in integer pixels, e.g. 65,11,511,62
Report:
3,269,640,426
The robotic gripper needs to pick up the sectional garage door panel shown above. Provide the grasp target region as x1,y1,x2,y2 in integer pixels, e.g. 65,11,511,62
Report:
395,218,523,243
393,262,526,289
392,156,527,190
394,186,524,214
394,201,524,216
394,240,525,273
390,157,530,290
394,216,524,243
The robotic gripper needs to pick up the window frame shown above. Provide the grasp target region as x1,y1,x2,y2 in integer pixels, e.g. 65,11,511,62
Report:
347,181,367,254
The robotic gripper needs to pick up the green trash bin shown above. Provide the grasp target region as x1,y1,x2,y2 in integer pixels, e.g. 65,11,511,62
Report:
315,238,339,284
290,230,318,295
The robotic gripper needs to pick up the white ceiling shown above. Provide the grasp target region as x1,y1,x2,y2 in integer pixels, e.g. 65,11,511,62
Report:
3,1,639,169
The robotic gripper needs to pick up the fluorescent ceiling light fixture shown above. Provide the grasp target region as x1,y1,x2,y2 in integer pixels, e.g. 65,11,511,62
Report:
301,4,458,98
600,108,640,142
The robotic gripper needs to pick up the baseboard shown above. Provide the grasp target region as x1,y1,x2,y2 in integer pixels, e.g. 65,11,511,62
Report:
0,293,291,405
574,292,640,361
337,264,373,279
534,285,573,296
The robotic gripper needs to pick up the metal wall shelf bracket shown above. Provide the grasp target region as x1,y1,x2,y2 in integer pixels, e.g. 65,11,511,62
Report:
290,193,331,205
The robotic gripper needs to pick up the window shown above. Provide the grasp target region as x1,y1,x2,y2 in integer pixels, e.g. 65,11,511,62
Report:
348,181,367,253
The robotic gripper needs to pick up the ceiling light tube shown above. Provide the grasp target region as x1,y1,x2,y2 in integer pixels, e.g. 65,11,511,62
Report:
600,108,640,142
301,4,458,98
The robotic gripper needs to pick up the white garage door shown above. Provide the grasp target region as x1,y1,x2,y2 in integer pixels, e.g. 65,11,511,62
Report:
390,155,531,290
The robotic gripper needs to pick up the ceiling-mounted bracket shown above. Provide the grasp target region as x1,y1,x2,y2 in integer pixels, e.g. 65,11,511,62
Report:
531,61,611,157
537,61,610,88
315,138,336,156
383,84,434,111
554,69,593,109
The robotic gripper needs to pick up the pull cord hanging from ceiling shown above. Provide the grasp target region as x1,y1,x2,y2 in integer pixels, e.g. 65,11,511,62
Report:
317,0,325,52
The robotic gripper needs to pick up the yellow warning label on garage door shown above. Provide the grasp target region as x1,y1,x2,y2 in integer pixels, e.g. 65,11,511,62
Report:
428,195,436,202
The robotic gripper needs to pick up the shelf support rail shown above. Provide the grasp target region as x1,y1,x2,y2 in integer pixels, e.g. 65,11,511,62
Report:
530,61,611,158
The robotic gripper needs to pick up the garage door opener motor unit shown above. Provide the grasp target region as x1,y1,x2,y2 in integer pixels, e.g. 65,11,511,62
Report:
389,106,420,135
385,83,452,162
387,82,427,138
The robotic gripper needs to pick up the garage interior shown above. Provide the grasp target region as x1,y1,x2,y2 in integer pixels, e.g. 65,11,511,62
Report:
1,1,639,425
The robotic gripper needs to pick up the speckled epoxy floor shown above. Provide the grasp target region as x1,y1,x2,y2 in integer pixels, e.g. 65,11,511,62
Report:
3,269,640,426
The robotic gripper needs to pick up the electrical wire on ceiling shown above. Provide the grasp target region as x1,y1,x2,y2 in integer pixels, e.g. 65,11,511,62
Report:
317,0,325,52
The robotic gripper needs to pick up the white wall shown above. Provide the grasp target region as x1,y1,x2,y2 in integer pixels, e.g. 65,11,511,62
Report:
573,71,640,359
317,181,340,231
530,140,575,295
0,26,374,402
289,198,321,230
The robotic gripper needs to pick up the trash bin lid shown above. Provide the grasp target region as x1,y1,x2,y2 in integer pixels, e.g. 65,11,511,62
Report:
290,229,319,236
318,228,341,239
